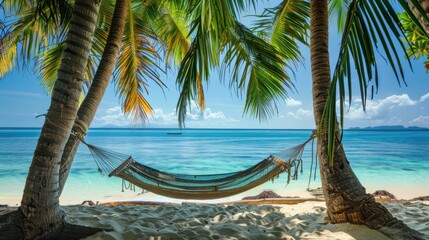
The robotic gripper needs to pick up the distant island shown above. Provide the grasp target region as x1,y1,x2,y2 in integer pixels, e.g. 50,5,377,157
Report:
348,125,429,131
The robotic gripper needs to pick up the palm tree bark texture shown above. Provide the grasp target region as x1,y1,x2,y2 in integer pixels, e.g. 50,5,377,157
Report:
58,0,128,196
0,1,101,239
310,0,423,239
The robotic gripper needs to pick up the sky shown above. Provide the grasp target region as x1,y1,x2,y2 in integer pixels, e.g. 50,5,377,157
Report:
1,3,429,129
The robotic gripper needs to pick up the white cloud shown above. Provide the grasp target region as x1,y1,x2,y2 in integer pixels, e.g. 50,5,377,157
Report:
94,106,129,126
285,98,302,107
345,94,418,120
287,108,312,119
151,108,177,126
380,94,417,106
94,101,238,128
419,92,429,102
182,101,238,127
0,90,43,97
410,115,429,126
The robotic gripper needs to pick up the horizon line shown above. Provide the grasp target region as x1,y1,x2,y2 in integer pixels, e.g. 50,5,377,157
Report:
0,126,428,131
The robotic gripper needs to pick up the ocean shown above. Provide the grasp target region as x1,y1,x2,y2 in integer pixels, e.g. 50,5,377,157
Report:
0,128,428,205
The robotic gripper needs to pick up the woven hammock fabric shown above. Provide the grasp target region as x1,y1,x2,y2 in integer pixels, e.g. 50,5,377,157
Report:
84,140,310,200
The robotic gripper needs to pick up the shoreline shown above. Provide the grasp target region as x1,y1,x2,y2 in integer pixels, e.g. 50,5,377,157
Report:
2,191,428,239
1,185,428,207
4,200,426,239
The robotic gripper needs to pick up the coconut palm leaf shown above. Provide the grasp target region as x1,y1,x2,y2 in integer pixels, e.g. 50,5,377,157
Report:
175,0,237,127
324,0,429,164
33,0,108,93
3,0,170,124
0,3,68,77
1,0,35,13
253,0,309,62
176,0,295,127
35,0,72,25
36,44,62,93
0,42,17,76
153,4,190,66
35,43,97,94
113,0,163,125
176,26,210,127
329,0,352,32
223,21,292,120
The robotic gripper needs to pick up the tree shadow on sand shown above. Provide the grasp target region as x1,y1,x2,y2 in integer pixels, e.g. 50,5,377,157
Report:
59,202,429,240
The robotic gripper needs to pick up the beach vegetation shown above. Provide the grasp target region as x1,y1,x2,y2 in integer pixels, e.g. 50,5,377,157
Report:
173,0,427,239
251,0,426,239
1,0,194,237
1,0,102,239
400,1,429,72
0,0,428,239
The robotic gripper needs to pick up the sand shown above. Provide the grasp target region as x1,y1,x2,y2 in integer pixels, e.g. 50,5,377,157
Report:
56,200,428,240
1,188,428,239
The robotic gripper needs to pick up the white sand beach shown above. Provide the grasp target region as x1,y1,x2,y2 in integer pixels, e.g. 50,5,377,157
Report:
1,188,428,239
56,198,428,240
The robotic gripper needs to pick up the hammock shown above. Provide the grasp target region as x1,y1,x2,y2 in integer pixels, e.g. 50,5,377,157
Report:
82,137,313,200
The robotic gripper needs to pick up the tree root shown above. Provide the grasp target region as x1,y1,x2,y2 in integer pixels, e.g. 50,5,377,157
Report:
362,201,425,240
327,193,425,240
0,211,23,240
0,210,109,240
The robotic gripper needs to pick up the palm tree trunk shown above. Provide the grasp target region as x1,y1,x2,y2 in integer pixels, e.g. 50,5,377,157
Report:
58,0,128,196
310,0,423,239
409,0,429,34
17,1,100,239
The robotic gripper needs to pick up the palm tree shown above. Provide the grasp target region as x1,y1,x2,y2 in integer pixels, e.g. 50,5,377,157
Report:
174,0,297,127
6,0,101,239
57,0,129,196
1,1,190,238
57,0,192,194
1,0,426,239
176,0,427,239
0,0,190,197
309,2,425,238
308,1,411,236
1,2,293,238
40,0,190,195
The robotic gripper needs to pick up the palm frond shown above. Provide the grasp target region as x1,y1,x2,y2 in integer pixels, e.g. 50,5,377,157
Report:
1,0,35,13
253,0,309,62
223,21,292,120
176,29,205,127
0,42,17,77
0,3,68,78
154,6,190,66
329,0,352,32
176,0,239,127
98,0,115,28
113,0,164,125
324,0,427,164
36,43,63,93
35,43,98,94
35,0,72,26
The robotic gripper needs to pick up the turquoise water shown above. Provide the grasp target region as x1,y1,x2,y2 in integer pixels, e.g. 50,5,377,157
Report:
0,128,428,204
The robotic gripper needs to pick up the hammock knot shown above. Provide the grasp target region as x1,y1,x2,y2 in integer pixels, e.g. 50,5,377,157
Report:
109,156,134,177
72,119,88,139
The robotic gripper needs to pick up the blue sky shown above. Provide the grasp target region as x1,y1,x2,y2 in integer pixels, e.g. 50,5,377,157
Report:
1,3,429,129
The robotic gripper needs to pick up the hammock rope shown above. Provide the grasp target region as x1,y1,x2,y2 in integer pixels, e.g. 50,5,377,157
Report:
80,133,315,200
